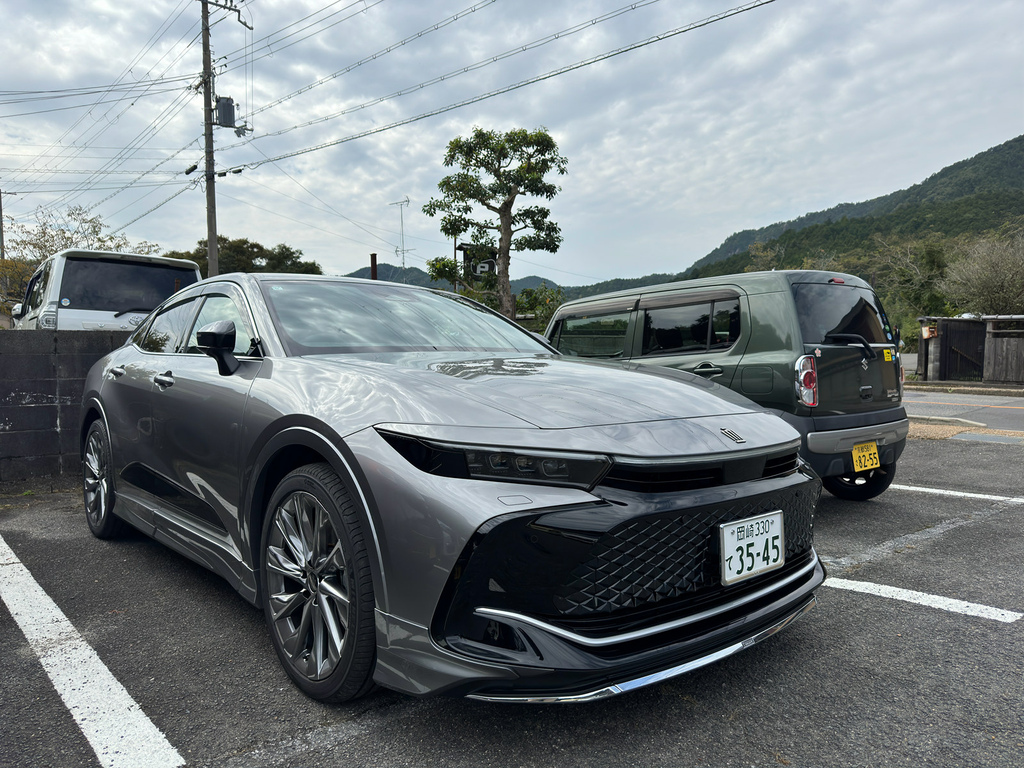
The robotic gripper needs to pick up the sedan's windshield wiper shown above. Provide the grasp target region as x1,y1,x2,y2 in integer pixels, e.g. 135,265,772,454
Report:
113,307,153,318
823,333,878,360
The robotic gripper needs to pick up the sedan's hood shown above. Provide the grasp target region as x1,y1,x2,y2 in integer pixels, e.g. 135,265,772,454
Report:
306,352,761,430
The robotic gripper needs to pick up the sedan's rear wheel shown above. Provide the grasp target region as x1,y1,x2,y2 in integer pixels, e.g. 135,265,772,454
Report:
83,420,125,539
822,462,896,501
260,463,376,702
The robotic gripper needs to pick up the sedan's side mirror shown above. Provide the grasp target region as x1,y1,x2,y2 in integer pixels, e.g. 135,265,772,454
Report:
11,303,23,319
196,319,240,376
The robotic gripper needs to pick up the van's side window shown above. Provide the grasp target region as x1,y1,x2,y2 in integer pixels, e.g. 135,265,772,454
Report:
642,298,741,356
554,312,631,358
25,262,52,313
710,298,741,349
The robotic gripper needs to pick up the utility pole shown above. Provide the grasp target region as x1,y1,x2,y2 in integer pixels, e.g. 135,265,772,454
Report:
200,0,219,277
0,189,8,261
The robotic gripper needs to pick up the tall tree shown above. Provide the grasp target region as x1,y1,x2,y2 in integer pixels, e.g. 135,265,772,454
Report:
422,127,567,318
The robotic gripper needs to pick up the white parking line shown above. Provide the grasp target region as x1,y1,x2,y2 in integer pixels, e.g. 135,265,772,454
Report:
890,484,1024,504
825,578,1022,623
0,534,183,768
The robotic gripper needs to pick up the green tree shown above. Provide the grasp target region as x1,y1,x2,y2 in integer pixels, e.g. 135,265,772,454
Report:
515,281,565,331
165,236,322,278
939,235,1024,315
426,244,500,310
422,127,567,318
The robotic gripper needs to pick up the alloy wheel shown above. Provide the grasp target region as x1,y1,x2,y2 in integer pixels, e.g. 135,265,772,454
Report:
264,491,352,681
84,428,110,529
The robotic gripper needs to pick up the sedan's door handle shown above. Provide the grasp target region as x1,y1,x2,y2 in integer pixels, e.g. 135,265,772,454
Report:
109,366,126,378
154,372,175,389
692,362,724,378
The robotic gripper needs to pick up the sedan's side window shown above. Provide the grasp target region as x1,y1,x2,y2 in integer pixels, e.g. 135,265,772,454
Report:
138,299,197,354
185,294,257,356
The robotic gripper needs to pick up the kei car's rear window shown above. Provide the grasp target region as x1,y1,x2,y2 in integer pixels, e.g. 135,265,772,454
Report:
58,257,198,313
792,283,892,345
261,280,550,356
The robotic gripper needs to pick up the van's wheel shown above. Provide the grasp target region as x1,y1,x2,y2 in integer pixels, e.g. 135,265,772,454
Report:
83,420,125,539
260,463,377,703
822,463,896,501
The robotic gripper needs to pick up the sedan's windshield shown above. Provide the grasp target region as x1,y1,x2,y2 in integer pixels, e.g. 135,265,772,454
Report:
261,280,551,356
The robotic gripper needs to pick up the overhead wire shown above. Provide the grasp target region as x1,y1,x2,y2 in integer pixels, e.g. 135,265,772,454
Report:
233,0,777,171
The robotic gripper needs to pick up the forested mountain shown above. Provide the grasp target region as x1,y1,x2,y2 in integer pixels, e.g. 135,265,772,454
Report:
685,133,1024,275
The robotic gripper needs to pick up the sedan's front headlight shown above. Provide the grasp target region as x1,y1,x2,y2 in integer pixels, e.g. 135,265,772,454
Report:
377,430,612,491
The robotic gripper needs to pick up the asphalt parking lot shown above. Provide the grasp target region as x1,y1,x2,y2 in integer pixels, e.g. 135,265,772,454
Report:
2,429,1022,768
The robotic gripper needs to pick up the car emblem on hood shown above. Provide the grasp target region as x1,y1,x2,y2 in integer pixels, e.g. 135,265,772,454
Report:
128,315,144,326
721,428,746,444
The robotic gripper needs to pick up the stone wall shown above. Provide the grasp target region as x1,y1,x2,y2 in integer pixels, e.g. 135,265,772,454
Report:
0,330,130,481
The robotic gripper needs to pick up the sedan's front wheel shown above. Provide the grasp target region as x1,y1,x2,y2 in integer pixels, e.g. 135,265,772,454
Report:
83,420,125,539
260,464,377,702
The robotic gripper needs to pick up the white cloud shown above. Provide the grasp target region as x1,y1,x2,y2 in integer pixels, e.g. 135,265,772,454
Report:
1,0,1021,284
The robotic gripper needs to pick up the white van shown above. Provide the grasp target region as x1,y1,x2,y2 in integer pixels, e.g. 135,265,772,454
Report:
12,249,201,331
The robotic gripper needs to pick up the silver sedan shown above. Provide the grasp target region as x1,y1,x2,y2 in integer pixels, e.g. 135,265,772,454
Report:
81,273,824,703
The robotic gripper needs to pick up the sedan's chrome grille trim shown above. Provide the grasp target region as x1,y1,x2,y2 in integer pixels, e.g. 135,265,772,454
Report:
473,555,819,648
466,597,816,703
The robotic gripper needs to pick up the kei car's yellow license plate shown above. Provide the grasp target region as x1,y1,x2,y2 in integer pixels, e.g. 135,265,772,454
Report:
852,441,881,471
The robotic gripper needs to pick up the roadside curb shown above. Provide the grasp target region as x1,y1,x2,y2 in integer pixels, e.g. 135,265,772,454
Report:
904,383,1024,398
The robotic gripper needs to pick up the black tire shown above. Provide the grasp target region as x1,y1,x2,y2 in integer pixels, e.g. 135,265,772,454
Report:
83,420,126,539
822,462,897,501
260,463,377,703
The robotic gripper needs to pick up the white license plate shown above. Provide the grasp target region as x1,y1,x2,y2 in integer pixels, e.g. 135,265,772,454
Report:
720,511,785,585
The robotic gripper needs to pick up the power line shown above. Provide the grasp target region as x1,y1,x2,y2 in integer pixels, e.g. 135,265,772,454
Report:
231,0,663,144
247,0,499,118
234,1,777,171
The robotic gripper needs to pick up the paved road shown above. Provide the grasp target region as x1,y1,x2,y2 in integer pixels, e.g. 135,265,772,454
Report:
2,436,1023,768
903,388,1024,433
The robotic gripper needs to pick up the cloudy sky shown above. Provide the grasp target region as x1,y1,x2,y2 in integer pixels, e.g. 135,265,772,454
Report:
2,0,1022,285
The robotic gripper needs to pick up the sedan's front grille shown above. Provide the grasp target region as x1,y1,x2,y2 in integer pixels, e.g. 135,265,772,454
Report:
434,471,820,660
553,490,816,616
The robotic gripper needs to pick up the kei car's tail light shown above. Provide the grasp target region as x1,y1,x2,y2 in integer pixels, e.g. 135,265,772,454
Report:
795,355,817,407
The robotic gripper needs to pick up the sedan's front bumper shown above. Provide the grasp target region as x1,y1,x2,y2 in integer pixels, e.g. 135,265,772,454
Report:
468,595,817,703
367,457,825,700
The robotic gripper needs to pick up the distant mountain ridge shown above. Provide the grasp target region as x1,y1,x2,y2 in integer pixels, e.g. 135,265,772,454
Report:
343,263,552,295
686,133,1024,274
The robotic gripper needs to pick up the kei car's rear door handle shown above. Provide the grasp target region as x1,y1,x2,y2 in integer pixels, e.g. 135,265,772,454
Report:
693,362,725,378
109,366,126,378
154,372,175,389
